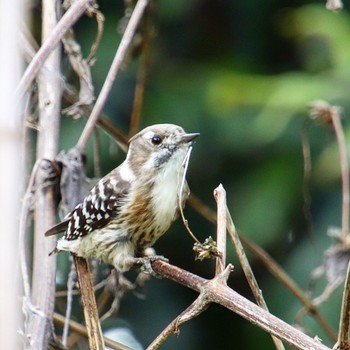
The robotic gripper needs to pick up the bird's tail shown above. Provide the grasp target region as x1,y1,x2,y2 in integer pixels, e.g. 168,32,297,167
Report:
44,219,69,236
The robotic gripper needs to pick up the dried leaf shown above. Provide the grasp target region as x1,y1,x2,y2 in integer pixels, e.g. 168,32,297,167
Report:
309,227,350,304
193,237,219,261
62,29,95,118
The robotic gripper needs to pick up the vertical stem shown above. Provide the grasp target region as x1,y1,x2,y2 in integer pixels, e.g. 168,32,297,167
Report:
30,0,62,348
73,256,105,350
213,184,226,275
331,107,350,349
331,108,349,237
0,0,24,347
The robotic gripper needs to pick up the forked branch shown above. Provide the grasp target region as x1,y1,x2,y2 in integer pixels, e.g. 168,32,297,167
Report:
151,260,330,350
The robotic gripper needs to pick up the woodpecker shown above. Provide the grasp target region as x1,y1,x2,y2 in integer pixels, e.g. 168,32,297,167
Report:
45,124,199,272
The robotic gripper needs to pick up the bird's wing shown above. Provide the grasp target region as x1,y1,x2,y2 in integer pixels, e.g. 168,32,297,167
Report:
44,175,130,240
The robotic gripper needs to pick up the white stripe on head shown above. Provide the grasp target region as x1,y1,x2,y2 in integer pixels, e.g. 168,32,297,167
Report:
143,130,155,140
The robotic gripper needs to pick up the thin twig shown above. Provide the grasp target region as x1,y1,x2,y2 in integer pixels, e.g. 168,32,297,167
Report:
19,160,42,300
149,187,227,349
333,263,350,350
147,269,229,350
129,5,154,137
242,235,337,341
148,295,208,349
55,277,109,298
330,106,350,350
213,185,226,275
226,210,269,308
16,0,95,98
309,101,349,237
62,28,95,108
86,7,105,63
330,108,349,238
226,208,285,350
62,261,76,346
309,101,350,348
20,26,130,151
178,147,200,243
93,127,102,178
77,0,150,151
73,256,104,350
188,194,337,341
301,120,314,233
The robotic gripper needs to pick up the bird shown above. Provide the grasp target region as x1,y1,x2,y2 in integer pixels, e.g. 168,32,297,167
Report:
45,124,199,272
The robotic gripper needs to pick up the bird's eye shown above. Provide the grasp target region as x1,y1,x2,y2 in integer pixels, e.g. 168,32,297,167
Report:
151,134,163,145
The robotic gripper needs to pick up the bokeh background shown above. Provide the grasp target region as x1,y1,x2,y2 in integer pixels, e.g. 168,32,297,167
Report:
37,0,350,348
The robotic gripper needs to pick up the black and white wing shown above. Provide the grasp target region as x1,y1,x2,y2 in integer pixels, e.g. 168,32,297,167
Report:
45,176,130,240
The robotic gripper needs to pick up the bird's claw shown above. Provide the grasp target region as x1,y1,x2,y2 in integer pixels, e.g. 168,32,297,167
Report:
135,255,168,276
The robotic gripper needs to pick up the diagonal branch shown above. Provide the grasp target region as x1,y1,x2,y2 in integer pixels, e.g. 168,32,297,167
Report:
226,208,285,350
16,0,95,99
151,260,331,350
147,293,209,349
77,0,150,151
188,194,337,341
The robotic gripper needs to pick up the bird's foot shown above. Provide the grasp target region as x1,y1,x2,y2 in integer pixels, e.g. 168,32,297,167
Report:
134,255,168,276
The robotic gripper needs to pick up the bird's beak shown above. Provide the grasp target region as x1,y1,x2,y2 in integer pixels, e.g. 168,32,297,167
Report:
180,133,200,144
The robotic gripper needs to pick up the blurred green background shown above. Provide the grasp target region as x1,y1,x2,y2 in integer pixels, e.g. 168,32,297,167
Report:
49,0,350,348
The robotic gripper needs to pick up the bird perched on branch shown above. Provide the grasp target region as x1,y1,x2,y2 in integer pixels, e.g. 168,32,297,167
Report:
45,124,199,272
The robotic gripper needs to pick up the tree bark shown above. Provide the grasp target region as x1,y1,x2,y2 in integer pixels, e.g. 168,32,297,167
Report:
0,0,24,347
30,0,62,348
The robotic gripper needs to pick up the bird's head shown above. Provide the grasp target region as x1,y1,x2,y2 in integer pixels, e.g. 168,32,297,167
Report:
126,124,199,176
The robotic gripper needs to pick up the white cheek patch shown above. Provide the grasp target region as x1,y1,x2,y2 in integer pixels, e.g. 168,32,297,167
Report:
143,152,158,169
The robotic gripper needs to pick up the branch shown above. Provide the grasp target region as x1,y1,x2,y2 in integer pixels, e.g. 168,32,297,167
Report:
147,269,231,349
226,207,285,350
20,24,130,150
0,0,24,346
77,0,150,151
16,0,95,98
328,107,350,350
151,260,331,350
213,185,226,274
148,185,227,348
28,0,62,347
310,101,350,349
188,194,337,341
241,236,337,341
73,256,104,350
129,2,154,136
332,109,349,238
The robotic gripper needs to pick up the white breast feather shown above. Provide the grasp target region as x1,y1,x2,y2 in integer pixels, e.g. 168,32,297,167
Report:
151,149,186,231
